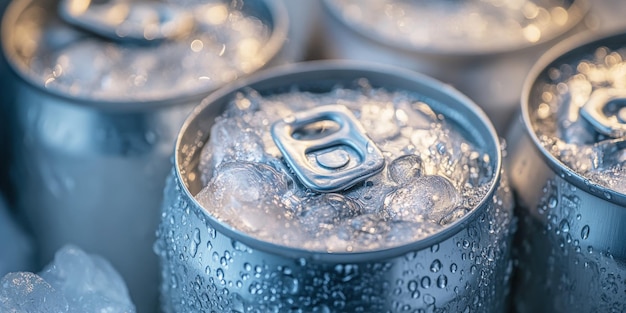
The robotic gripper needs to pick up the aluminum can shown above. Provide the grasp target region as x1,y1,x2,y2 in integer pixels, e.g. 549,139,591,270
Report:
1,0,287,311
318,0,590,133
506,31,626,312
156,61,515,312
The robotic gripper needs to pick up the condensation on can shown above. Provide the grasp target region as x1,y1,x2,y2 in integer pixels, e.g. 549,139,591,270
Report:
507,30,626,312
156,61,515,313
0,0,288,312
317,0,590,133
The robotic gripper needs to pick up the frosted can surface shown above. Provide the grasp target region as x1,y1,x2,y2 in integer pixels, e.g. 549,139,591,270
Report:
157,61,514,313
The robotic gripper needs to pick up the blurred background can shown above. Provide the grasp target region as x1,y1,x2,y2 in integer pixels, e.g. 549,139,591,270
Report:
156,61,515,312
506,30,626,312
317,0,590,133
0,0,289,311
0,0,11,204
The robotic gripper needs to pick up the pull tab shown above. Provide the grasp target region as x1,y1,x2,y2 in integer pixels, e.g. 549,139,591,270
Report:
58,0,195,43
580,88,626,138
271,105,386,193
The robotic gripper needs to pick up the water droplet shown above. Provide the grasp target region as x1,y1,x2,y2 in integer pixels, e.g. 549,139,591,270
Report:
430,244,439,253
548,196,558,209
411,290,421,299
430,259,442,273
190,228,201,257
216,268,225,280
421,276,431,289
437,275,448,288
408,280,418,292
559,219,570,233
450,263,457,273
243,263,252,271
423,293,435,305
581,225,590,239
205,266,211,275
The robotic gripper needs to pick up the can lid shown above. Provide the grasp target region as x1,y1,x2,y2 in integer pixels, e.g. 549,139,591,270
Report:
271,105,385,193
524,30,626,205
324,0,589,56
175,61,503,260
1,0,287,107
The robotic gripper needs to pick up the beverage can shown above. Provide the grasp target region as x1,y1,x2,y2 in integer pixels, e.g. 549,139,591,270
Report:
157,61,515,312
507,30,626,312
1,0,288,311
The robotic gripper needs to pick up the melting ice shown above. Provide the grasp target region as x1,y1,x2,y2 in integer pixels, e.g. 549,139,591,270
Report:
196,84,494,252
0,245,135,313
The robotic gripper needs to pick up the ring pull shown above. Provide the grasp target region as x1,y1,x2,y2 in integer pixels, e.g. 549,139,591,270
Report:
271,105,386,193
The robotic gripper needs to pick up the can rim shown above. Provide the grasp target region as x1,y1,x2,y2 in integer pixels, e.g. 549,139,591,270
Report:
322,0,590,58
521,28,626,207
0,0,288,111
174,60,503,263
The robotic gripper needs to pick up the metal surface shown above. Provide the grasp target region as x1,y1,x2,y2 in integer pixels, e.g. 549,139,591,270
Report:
507,31,626,312
1,0,287,312
318,0,590,134
271,105,385,192
156,61,514,312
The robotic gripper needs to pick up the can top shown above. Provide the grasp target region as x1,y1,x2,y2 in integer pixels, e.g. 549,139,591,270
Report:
175,61,502,259
524,30,626,206
1,0,287,107
324,0,588,56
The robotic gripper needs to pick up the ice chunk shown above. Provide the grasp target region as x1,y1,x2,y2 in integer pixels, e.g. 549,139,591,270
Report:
0,197,35,277
0,272,69,313
297,193,362,236
40,245,135,313
0,245,135,313
199,117,266,183
383,175,462,225
359,101,400,141
197,162,292,233
388,154,424,184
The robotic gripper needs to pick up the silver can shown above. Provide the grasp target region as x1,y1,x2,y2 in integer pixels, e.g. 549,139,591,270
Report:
507,31,626,312
156,61,514,312
1,0,287,311
318,0,589,133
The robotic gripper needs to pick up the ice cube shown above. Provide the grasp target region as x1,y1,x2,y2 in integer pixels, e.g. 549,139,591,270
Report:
297,193,362,236
0,272,69,313
0,245,135,313
388,154,424,184
383,175,462,225
344,169,397,214
199,117,266,183
40,245,135,313
0,197,35,277
197,162,292,233
359,101,400,141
